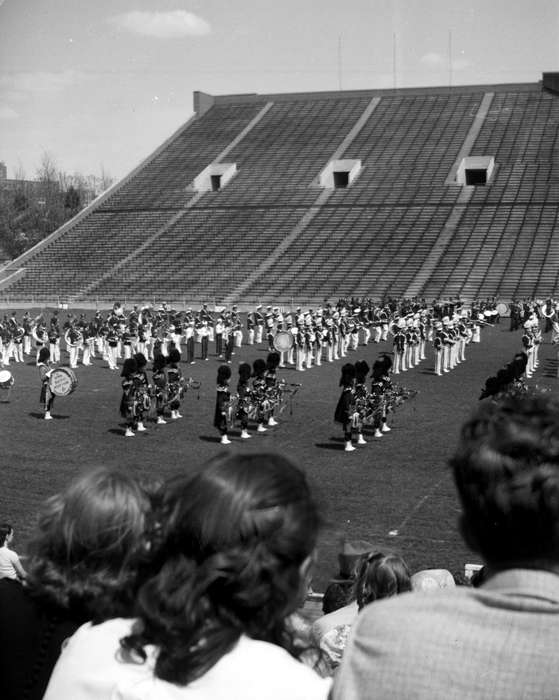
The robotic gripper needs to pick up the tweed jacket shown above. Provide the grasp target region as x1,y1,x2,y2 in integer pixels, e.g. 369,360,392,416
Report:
332,568,559,700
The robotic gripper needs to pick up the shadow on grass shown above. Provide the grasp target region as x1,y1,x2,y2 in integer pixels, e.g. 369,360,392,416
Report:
29,412,69,420
199,435,223,443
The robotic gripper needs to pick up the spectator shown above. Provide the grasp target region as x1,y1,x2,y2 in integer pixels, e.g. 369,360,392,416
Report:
333,391,559,699
44,453,331,699
316,553,411,673
0,467,154,700
0,523,26,581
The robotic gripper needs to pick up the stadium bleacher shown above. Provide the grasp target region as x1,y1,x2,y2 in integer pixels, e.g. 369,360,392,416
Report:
2,79,559,304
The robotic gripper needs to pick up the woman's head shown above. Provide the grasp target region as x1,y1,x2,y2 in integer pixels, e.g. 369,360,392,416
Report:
38,347,50,363
125,452,320,685
0,523,13,546
354,552,411,609
26,467,153,622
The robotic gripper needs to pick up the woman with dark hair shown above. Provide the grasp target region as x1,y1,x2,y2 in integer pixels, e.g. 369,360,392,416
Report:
0,467,153,700
314,552,411,674
120,357,138,437
44,453,331,699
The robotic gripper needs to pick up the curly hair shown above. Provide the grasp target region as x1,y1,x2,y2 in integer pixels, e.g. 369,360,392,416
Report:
450,391,559,565
354,553,411,610
25,467,154,623
121,452,320,686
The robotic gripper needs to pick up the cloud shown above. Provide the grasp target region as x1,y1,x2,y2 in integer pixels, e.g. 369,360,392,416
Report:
110,10,211,38
0,106,18,120
0,70,83,95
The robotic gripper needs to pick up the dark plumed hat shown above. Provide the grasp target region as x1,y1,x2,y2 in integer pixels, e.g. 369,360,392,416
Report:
238,362,252,381
121,357,138,376
266,351,280,370
354,360,370,382
152,354,166,372
168,348,181,364
133,352,147,369
217,365,232,383
339,363,356,387
253,358,266,376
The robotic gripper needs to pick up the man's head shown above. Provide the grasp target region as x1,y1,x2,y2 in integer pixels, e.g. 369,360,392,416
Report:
451,392,559,569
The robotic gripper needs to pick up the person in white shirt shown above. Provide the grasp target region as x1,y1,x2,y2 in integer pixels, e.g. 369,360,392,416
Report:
0,523,26,580
44,453,331,700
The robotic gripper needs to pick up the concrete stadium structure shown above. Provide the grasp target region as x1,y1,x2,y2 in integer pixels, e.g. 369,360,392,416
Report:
2,74,559,307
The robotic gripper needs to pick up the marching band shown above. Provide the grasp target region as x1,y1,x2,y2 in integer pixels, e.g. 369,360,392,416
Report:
0,294,553,439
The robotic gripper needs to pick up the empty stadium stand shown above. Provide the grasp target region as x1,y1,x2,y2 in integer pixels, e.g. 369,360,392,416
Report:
2,78,559,306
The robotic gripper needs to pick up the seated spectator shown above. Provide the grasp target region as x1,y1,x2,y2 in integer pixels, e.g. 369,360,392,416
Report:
317,552,411,673
0,467,153,700
44,453,332,699
333,391,559,699
0,523,26,581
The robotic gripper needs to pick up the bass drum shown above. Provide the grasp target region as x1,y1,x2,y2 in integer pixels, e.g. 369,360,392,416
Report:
496,302,509,316
273,331,294,352
0,369,14,389
49,368,78,397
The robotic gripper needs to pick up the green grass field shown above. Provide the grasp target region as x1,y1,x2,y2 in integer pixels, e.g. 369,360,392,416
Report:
1,320,556,588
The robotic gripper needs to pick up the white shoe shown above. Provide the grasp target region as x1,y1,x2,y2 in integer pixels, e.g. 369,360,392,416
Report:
382,424,391,432
44,412,53,421
357,435,367,445
257,424,267,432
344,442,356,452
221,435,231,444
268,417,278,426
175,412,183,419
241,430,251,439
125,427,135,437
157,416,167,425
136,422,147,432
374,429,383,438
170,411,179,420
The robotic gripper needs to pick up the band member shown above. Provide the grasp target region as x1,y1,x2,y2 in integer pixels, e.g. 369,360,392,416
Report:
334,363,357,452
32,321,49,365
214,364,232,445
132,353,150,432
252,358,269,432
120,357,138,437
433,321,444,376
11,325,24,363
214,317,224,358
199,321,210,361
246,310,256,345
38,347,55,420
106,323,120,371
152,354,168,425
370,355,392,436
353,360,370,445
223,319,235,364
64,322,83,370
265,352,280,427
254,305,265,344
166,348,184,420
392,320,406,374
236,362,252,439
184,319,195,364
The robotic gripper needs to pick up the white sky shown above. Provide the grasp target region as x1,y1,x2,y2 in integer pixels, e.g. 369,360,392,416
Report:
1,0,558,181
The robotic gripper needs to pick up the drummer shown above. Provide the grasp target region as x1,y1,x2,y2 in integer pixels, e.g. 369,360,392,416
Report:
37,347,55,420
